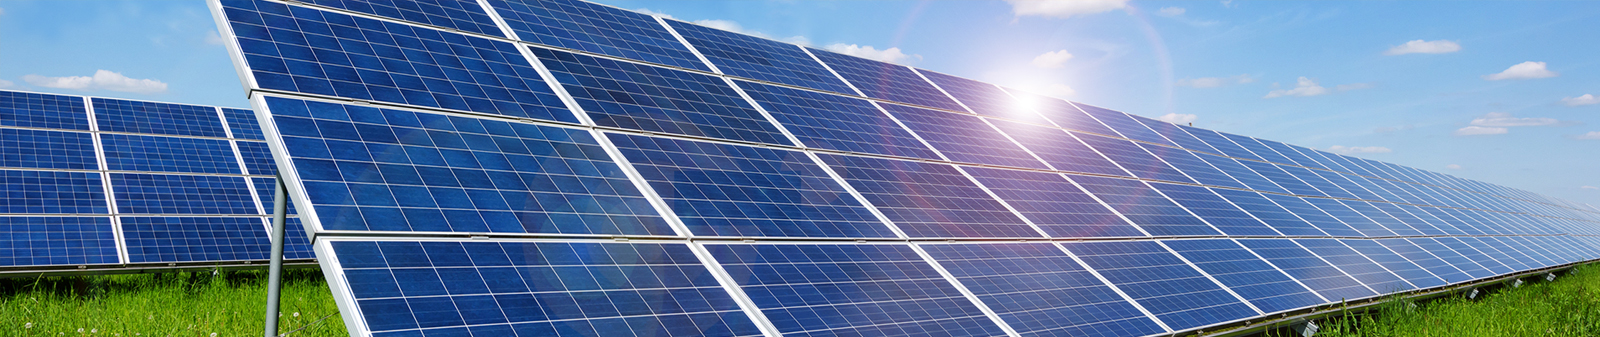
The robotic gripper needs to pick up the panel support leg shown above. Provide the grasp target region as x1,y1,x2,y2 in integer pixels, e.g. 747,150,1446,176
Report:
264,176,288,337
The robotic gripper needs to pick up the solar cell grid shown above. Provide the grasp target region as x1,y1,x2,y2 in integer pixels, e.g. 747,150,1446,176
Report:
297,0,502,36
816,153,1038,238
262,96,672,235
1234,239,1376,302
878,103,1049,169
1433,237,1511,275
1239,160,1322,196
606,133,895,238
0,91,90,130
110,174,258,215
1461,237,1530,271
1073,103,1177,147
1407,238,1492,279
93,98,227,138
986,119,1129,177
533,47,791,145
251,177,298,215
1137,143,1247,189
236,141,277,176
1338,239,1445,289
0,128,98,170
1276,164,1355,199
1375,238,1471,284
101,134,242,174
1060,240,1260,331
1180,127,1264,162
920,242,1168,337
0,216,119,266
1138,117,1221,155
707,243,1008,337
1209,188,1325,236
1366,202,1439,235
1146,182,1276,236
964,167,1145,238
1309,169,1383,201
807,47,967,112
736,80,941,160
1337,200,1416,236
121,216,273,263
0,170,108,214
1160,239,1326,313
220,0,577,123
222,107,266,140
1490,236,1554,268
1253,139,1327,170
1258,194,1360,237
487,0,713,71
1069,175,1218,237
920,71,1054,125
1192,152,1289,194
668,20,855,94
1217,133,1295,165
1301,198,1389,237
1002,90,1120,137
1074,132,1194,184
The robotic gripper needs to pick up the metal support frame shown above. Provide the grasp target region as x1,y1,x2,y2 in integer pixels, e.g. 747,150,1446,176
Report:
263,175,288,337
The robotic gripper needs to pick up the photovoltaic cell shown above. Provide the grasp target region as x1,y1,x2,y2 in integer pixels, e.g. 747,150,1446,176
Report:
1432,237,1511,275
1209,188,1325,236
252,177,297,215
1161,239,1326,313
1235,239,1375,302
296,0,502,36
0,128,98,170
1407,238,1492,279
532,47,790,145
607,133,893,238
1074,132,1194,184
1192,152,1289,194
1004,90,1119,137
807,47,966,112
1217,133,1294,165
1301,198,1389,237
1290,240,1410,295
263,96,671,235
334,240,763,336
1277,165,1355,199
1253,139,1326,170
1259,194,1359,237
101,134,241,174
0,91,90,130
1140,118,1221,155
920,243,1167,337
816,154,1037,238
736,80,940,160
222,107,266,140
1308,169,1381,200
1138,143,1247,189
0,170,108,214
1336,200,1413,236
1073,103,1177,147
919,70,1054,125
1238,161,1320,196
707,243,1007,337
1481,236,1546,268
220,0,577,123
1060,240,1259,331
987,119,1129,177
964,167,1144,238
1146,182,1277,236
1376,238,1471,284
1339,239,1445,289
1070,175,1219,237
92,98,227,138
0,217,119,266
110,174,258,215
878,103,1048,169
667,21,854,94
487,0,712,71
1181,127,1263,162
236,141,278,176
121,216,273,263
1459,237,1529,271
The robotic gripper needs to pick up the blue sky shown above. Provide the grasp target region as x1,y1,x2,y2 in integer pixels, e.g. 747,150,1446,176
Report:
0,0,1595,207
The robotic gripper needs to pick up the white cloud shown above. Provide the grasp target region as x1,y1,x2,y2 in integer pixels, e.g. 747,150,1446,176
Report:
1327,145,1392,154
0,79,13,88
1578,131,1600,140
1158,113,1198,124
1562,94,1598,107
825,43,920,64
1446,164,1463,170
1383,40,1461,55
633,8,675,19
1156,7,1186,17
1005,0,1129,19
1583,186,1599,190
1335,83,1372,91
1483,61,1558,80
1470,112,1557,127
21,70,168,94
1030,50,1074,69
693,19,742,32
205,31,227,46
0,7,6,15
1176,74,1254,88
1264,77,1328,98
1454,126,1508,136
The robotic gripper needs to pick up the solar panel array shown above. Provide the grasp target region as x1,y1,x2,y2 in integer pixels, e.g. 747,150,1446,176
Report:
0,89,312,270
210,0,1600,335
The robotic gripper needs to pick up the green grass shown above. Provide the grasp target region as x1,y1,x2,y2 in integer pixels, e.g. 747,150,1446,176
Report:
0,269,344,336
1280,263,1600,337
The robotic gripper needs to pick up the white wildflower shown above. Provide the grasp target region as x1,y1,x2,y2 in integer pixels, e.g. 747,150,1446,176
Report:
24,322,32,328
210,333,217,337
92,329,98,333
79,328,85,333
293,312,300,317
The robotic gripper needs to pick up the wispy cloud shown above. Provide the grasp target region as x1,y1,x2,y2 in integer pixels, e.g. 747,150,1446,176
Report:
637,9,813,46
1483,61,1558,80
1264,77,1370,98
22,70,168,94
1327,145,1392,154
1176,74,1254,88
1005,0,1128,19
1383,40,1460,55
1454,126,1508,136
1562,94,1598,107
633,8,675,19
0,79,14,89
1470,112,1558,127
1156,7,1186,17
1031,50,1074,69
1583,186,1599,190
1446,164,1463,170
1158,113,1197,124
205,31,227,46
825,44,920,64
1150,6,1219,26
1578,131,1600,140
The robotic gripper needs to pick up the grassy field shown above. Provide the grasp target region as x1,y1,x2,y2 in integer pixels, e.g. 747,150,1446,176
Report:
0,268,344,336
1287,263,1600,337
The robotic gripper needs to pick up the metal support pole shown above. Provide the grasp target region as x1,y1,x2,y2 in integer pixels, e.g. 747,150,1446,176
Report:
264,176,288,337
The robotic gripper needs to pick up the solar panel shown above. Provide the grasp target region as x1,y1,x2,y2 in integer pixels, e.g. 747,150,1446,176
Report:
1237,161,1322,196
0,128,98,170
667,20,854,94
1003,89,1120,137
1208,188,1325,236
1059,240,1260,331
1235,239,1376,302
1336,200,1416,236
1277,164,1354,199
298,0,503,36
1300,198,1390,237
0,217,119,266
1406,238,1494,279
1138,143,1248,189
1191,152,1289,194
1459,237,1530,271
101,134,242,174
918,70,1055,125
486,0,712,71
121,217,276,263
1074,132,1195,184
1145,182,1277,236
1253,139,1328,170
877,102,1049,169
1375,238,1472,284
606,133,894,238
815,154,1038,238
806,48,967,112
0,91,91,130
920,242,1168,336
986,118,1130,177
1139,118,1222,155
1073,103,1178,148
1180,127,1264,162
1069,175,1220,237
1433,237,1512,275
1217,133,1295,166
1161,239,1326,313
1338,239,1445,289
735,80,941,160
707,243,1008,336
963,167,1145,238
1259,194,1362,237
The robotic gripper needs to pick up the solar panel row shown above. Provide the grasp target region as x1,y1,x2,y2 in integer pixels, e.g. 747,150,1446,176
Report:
206,0,1600,336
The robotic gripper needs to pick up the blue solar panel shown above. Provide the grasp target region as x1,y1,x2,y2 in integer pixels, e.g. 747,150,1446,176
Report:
1146,182,1276,236
1004,90,1120,137
297,0,502,36
1284,146,1347,173
964,167,1144,238
987,119,1129,177
1217,133,1294,165
1308,169,1382,201
222,107,266,140
0,217,119,266
1070,175,1219,237
815,154,1037,238
1407,238,1493,279
121,216,272,263
532,47,790,145
807,48,966,112
607,133,894,238
1192,152,1289,194
0,91,89,130
1180,127,1264,162
1138,143,1248,189
1484,236,1549,268
487,0,711,72
236,141,278,176
1060,240,1259,331
101,134,241,174
1074,132,1194,184
1432,237,1511,275
1277,165,1356,199
220,0,577,123
708,243,1007,336
1209,189,1324,236
111,174,257,215
921,243,1167,337
1337,200,1414,236
1073,103,1177,147
1258,194,1359,237
1501,236,1557,267
1253,139,1327,170
1300,198,1389,237
1161,239,1326,313
736,80,941,160
0,128,98,170
1339,239,1444,289
667,21,854,94
1413,206,1476,235
1238,161,1320,197
1140,118,1221,155
335,240,763,336
277,218,316,260
878,103,1048,169
1460,237,1529,271
1294,239,1412,294
1375,238,1471,284
263,96,672,235
1336,173,1404,202
919,70,1055,125
251,177,298,215
1234,239,1375,302
1364,202,1435,236
92,98,227,138
0,170,108,214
